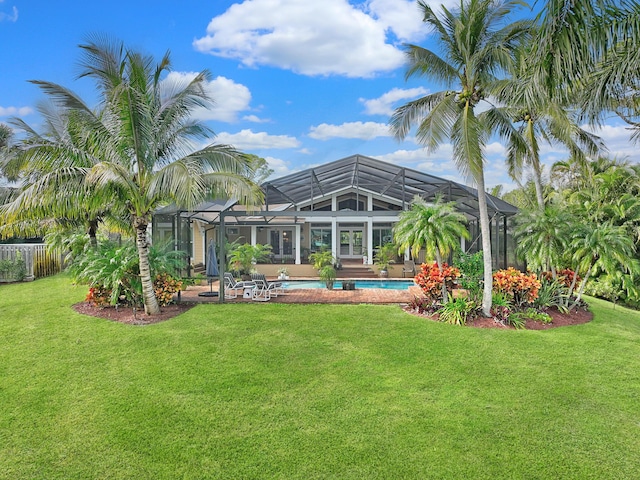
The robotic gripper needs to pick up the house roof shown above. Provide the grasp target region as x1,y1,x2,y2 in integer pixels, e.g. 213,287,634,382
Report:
262,154,518,218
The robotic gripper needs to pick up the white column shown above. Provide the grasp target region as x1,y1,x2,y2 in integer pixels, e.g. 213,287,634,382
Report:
367,194,373,210
461,235,466,252
251,226,257,245
366,218,373,265
295,224,301,264
331,217,338,260
332,195,337,211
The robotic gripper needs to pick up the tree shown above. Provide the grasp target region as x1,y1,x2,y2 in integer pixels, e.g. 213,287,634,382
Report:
4,37,262,314
393,195,469,303
514,205,572,278
494,43,604,209
390,0,532,316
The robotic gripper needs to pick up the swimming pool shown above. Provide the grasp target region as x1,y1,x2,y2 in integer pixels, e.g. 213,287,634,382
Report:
282,280,415,290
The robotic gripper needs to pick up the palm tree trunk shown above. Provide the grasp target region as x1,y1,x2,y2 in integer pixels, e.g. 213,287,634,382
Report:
133,215,160,315
435,250,447,304
476,172,493,317
532,163,545,210
571,264,593,310
87,219,99,249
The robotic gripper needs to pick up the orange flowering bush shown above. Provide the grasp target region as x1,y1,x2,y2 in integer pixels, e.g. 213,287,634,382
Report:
492,267,541,308
414,261,460,304
154,273,183,306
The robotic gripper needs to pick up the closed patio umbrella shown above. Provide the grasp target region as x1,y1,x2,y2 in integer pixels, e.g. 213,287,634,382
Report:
199,241,219,297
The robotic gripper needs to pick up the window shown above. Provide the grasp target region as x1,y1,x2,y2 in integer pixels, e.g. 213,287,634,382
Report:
310,227,332,251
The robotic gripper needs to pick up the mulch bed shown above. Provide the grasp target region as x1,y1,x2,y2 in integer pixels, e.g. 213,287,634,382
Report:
74,300,593,329
404,305,593,329
73,302,195,325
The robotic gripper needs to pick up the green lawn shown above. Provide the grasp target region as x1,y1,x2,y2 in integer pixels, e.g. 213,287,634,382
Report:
1,276,639,479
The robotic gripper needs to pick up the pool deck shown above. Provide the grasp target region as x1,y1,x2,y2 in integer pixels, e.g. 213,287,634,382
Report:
178,279,421,305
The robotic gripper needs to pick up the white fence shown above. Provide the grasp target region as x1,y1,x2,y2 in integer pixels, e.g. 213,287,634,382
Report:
0,244,63,282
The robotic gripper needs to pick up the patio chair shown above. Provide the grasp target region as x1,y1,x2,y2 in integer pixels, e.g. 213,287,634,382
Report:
402,260,416,278
223,272,256,299
250,273,284,297
251,281,271,302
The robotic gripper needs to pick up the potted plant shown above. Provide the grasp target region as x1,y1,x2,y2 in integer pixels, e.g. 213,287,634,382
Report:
277,266,290,280
319,265,337,289
374,243,397,278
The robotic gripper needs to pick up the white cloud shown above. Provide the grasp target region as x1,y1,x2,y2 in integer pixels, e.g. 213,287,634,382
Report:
586,123,639,161
215,129,300,149
360,87,429,116
0,5,17,22
378,146,457,175
193,0,406,77
242,114,270,123
0,106,33,117
308,121,392,140
485,142,506,157
364,0,426,41
264,156,299,178
163,72,252,123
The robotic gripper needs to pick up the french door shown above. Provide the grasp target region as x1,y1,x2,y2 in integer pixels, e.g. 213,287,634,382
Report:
339,228,363,258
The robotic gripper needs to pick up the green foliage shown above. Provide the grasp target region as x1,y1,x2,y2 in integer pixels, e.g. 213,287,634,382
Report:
228,242,272,275
373,243,397,271
490,292,512,324
534,278,569,313
308,249,334,270
437,295,476,326
454,251,484,302
69,240,185,306
319,265,337,288
0,251,26,281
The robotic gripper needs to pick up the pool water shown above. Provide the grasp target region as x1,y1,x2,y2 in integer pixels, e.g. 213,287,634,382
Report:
282,280,415,290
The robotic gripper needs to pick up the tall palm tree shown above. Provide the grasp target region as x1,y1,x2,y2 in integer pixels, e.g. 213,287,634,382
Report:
393,195,469,303
5,37,262,314
390,0,532,316
494,43,604,210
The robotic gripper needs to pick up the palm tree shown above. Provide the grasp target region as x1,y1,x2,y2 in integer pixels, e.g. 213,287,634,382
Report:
514,205,572,278
393,195,469,303
495,43,604,210
1,103,127,247
569,221,636,309
5,37,262,314
390,0,532,316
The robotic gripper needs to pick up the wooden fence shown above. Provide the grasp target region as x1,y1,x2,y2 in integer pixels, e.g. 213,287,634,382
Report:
0,244,64,282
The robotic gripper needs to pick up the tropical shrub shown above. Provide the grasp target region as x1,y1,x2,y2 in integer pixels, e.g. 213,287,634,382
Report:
415,262,460,304
408,296,439,316
154,273,183,306
534,278,569,312
541,269,580,288
454,251,483,303
490,292,512,324
0,252,26,282
308,250,335,270
85,285,112,307
70,240,185,307
437,295,476,326
492,267,541,308
228,242,272,275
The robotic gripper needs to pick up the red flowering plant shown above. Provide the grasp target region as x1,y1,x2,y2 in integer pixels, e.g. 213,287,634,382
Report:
492,267,541,309
414,261,460,304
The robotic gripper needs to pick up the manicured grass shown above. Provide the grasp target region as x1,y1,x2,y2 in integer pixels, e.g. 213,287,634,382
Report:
1,275,640,479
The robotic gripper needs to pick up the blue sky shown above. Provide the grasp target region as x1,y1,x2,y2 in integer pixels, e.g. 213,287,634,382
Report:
0,0,637,191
